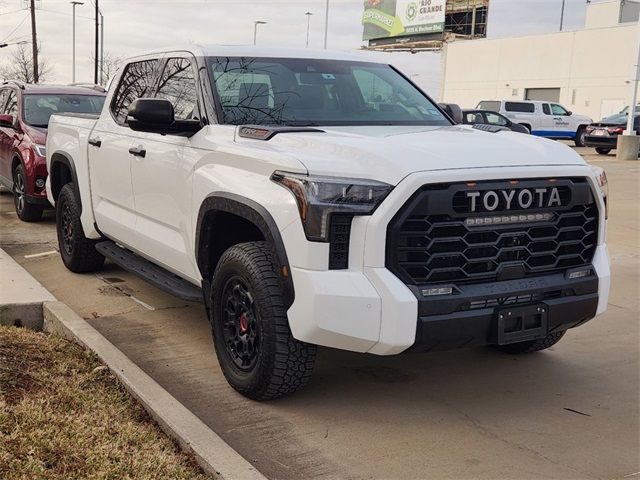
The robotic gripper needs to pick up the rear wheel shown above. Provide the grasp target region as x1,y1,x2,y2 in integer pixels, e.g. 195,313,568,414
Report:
494,331,566,354
13,164,43,222
56,183,105,273
574,127,587,147
596,147,612,155
210,241,316,400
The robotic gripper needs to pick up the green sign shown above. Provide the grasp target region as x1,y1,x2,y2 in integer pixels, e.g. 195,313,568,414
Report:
362,0,446,41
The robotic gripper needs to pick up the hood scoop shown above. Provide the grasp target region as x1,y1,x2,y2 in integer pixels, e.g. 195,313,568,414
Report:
237,125,325,141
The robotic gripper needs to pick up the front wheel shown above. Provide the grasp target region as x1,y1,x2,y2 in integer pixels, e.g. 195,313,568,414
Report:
574,127,587,147
596,147,612,155
56,183,105,273
210,242,316,400
13,164,43,222
494,331,566,354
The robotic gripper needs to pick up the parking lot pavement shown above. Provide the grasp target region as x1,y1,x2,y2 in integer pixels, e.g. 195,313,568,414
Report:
1,150,638,479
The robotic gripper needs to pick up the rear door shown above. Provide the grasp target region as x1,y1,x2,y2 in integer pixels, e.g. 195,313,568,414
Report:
129,55,203,280
89,58,160,246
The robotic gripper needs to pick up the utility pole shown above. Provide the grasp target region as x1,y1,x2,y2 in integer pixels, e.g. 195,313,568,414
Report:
559,0,566,31
323,0,329,49
94,0,99,84
305,12,313,48
71,1,84,84
30,0,38,83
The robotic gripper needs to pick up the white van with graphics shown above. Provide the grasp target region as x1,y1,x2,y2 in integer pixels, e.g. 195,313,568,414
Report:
477,100,592,147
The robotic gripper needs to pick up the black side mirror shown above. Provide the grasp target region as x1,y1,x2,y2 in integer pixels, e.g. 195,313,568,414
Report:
439,103,463,124
126,98,201,136
0,114,15,129
566,111,572,116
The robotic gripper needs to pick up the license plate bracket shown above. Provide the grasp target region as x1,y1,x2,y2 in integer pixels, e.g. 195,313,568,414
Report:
496,304,548,345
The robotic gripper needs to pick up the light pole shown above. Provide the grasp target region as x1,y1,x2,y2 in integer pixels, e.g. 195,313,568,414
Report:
0,40,29,49
323,0,329,49
559,0,565,31
71,1,84,83
253,20,266,45
99,10,104,85
305,12,313,48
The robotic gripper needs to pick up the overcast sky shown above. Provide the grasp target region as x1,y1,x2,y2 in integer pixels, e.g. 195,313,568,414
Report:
1,0,593,95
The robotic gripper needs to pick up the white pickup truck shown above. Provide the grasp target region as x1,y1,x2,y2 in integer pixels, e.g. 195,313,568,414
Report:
46,46,610,400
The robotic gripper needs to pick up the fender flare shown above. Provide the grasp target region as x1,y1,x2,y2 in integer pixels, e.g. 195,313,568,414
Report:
195,192,295,308
49,151,81,210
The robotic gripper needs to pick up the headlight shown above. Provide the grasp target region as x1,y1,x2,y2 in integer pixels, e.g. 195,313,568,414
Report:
33,144,46,157
590,165,608,219
271,171,393,241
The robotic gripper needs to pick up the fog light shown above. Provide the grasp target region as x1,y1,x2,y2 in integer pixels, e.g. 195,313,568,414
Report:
35,178,45,188
422,287,453,297
568,268,591,279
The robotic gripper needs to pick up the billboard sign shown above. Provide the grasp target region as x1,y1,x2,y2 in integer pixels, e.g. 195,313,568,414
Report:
362,0,446,41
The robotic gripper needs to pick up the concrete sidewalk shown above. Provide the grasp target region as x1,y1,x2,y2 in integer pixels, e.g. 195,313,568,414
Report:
0,247,55,329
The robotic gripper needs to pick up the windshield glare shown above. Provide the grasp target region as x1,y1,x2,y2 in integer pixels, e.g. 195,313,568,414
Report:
209,57,449,127
23,94,105,127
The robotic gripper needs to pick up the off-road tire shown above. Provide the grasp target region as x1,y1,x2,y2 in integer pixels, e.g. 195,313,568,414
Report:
56,183,105,273
596,147,612,155
574,127,587,147
210,241,316,400
13,163,43,222
494,331,566,354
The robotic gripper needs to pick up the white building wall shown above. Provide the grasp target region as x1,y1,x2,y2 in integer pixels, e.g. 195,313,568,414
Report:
440,21,636,120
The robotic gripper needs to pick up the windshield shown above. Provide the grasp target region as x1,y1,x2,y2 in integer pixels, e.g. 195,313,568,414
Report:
208,57,450,127
23,94,105,127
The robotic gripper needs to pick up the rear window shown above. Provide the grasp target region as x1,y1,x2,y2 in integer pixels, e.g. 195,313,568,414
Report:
477,101,500,112
505,102,535,113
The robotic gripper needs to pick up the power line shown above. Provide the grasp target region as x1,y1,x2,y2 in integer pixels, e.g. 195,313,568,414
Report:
1,13,29,43
0,8,28,16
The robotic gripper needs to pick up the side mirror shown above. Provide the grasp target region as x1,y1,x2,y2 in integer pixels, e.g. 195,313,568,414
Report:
439,103,463,124
0,114,15,129
566,111,572,116
126,98,201,136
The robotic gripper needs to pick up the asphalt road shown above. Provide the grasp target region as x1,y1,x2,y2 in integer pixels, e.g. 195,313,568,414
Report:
1,147,638,479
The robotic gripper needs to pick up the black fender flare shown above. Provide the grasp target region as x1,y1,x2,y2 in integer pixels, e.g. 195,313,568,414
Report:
49,151,81,210
195,192,295,308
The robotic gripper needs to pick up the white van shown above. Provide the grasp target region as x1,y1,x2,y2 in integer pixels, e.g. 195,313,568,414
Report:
477,100,592,147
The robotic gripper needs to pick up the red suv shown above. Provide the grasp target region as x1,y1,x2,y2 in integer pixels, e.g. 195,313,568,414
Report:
0,81,105,221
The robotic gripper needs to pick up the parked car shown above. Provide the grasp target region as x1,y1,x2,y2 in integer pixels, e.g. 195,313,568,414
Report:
477,100,592,146
585,112,640,155
462,109,529,134
46,46,610,400
0,81,105,221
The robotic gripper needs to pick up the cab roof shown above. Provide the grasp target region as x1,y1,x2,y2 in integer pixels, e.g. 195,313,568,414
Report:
2,81,106,95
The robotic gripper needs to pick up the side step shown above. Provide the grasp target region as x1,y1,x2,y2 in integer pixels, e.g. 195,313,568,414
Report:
95,241,203,303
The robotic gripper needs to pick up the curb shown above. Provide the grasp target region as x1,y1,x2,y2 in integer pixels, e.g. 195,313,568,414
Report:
43,301,266,480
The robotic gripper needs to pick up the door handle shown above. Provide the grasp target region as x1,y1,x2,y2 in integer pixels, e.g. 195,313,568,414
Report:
129,146,146,158
88,137,102,147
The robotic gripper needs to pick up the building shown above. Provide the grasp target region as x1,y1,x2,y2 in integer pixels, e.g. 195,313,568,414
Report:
439,0,638,120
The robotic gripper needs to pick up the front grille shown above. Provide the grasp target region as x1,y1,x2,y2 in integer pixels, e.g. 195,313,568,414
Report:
387,178,599,286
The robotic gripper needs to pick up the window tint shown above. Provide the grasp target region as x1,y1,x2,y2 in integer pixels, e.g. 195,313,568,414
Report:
485,112,508,126
550,103,569,115
111,59,158,124
505,102,535,113
0,90,7,115
478,101,500,112
542,104,551,115
210,57,449,126
156,58,199,121
23,94,105,127
5,91,18,118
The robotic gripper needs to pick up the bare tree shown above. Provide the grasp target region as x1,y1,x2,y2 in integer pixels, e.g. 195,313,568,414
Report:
0,43,52,83
89,51,124,86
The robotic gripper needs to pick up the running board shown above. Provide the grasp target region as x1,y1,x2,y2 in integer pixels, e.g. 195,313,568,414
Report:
95,241,203,303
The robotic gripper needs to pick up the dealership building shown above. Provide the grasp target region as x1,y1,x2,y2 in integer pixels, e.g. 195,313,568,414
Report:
439,0,639,121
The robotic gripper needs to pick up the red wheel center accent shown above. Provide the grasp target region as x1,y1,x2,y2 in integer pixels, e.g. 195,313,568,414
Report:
239,313,248,333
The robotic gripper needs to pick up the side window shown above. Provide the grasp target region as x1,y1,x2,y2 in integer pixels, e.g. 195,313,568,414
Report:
542,104,551,115
155,58,199,121
550,103,569,116
505,102,535,113
0,90,7,114
110,59,158,125
485,112,508,126
5,91,18,118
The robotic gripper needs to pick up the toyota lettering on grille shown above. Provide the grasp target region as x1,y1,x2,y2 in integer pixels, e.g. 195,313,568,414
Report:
466,187,562,213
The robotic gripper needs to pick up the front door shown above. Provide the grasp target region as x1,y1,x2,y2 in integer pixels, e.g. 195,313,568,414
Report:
0,89,18,186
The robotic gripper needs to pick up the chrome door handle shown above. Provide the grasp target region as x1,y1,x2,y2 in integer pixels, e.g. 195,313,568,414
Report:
88,137,102,147
129,146,146,158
